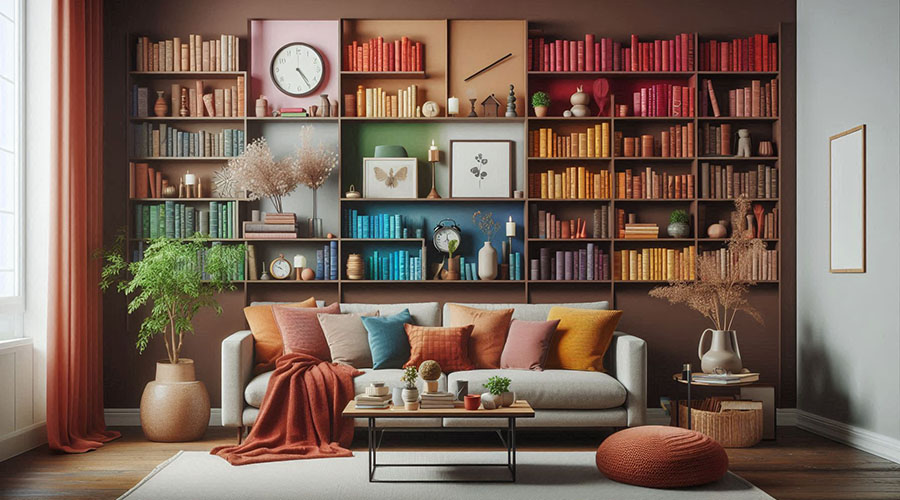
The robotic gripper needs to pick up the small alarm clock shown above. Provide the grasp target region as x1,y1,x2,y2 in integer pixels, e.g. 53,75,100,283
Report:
269,254,293,280
432,218,461,254
422,100,440,118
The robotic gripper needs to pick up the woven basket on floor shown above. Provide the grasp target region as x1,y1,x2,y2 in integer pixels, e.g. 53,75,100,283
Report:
673,400,763,447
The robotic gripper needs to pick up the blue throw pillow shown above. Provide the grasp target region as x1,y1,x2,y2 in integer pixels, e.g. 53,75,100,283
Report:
362,309,413,369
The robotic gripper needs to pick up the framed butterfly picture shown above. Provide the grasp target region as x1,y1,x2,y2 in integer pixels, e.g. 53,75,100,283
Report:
362,157,418,199
449,140,513,198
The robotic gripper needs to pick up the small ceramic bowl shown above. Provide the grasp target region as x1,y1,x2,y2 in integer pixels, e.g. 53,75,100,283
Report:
464,394,481,410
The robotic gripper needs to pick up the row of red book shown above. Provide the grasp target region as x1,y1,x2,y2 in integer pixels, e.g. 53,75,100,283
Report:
631,84,695,117
617,169,694,200
704,79,778,118
344,37,423,72
528,33,695,72
616,124,695,158
698,34,777,72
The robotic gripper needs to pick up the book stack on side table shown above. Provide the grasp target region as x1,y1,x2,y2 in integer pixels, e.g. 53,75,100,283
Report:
691,372,760,385
243,212,298,239
419,391,459,409
355,382,391,409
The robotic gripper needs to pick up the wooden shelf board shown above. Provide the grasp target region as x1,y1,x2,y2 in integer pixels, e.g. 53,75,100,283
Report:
700,238,779,242
128,238,243,242
247,280,339,285
340,71,427,79
244,238,336,242
697,71,779,76
341,238,425,242
697,198,779,202
340,116,525,123
527,116,612,121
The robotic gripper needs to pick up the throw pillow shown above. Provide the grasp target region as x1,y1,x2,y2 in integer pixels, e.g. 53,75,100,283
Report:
362,309,413,369
244,297,317,374
272,303,341,361
500,319,560,371
446,304,513,369
545,307,622,371
404,324,476,373
318,311,378,368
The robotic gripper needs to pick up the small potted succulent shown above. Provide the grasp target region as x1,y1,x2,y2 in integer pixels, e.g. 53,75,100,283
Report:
418,360,442,394
445,239,460,280
481,376,513,409
531,91,551,117
400,366,419,410
667,209,691,238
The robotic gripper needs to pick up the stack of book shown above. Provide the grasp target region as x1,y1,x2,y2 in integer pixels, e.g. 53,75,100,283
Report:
343,210,410,239
277,107,308,117
316,242,339,281
631,83,695,117
343,36,424,72
700,247,778,281
617,168,694,200
365,249,423,281
419,392,457,409
615,124,694,158
243,213,297,240
698,34,777,72
624,223,660,240
134,33,240,73
528,168,611,200
528,33,696,72
530,124,610,158
691,372,759,385
530,245,611,281
700,163,778,199
702,79,778,118
133,200,237,239
130,78,245,118
355,383,391,409
616,246,697,281
354,84,421,118
132,123,244,158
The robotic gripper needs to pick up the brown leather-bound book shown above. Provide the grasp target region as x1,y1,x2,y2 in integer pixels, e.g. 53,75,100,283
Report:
641,135,653,157
706,80,721,117
720,123,732,155
194,80,203,116
203,93,215,117
155,171,162,199
771,78,778,116
214,89,224,116
751,80,761,117
687,122,694,157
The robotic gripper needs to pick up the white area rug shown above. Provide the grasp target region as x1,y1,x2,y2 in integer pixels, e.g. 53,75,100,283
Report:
120,451,773,500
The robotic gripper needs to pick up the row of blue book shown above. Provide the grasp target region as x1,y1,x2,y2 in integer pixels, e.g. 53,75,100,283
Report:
365,249,424,280
134,201,237,239
343,210,412,239
132,122,245,158
131,241,245,281
457,252,524,280
315,242,340,280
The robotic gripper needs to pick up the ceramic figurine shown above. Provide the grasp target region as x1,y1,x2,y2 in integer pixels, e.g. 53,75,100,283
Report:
320,94,330,117
505,84,517,117
569,85,590,117
736,129,752,157
179,88,190,117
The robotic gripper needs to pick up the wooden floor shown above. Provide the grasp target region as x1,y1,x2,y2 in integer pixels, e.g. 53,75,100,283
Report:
0,426,898,499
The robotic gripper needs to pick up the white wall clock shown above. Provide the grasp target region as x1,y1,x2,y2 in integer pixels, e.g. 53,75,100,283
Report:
270,42,325,97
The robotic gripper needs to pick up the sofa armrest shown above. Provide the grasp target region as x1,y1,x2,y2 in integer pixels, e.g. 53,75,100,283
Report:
607,332,647,426
221,330,254,428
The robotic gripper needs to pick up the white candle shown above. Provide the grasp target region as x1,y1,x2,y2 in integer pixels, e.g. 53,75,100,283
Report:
448,97,459,115
505,216,516,237
184,172,196,185
294,254,307,269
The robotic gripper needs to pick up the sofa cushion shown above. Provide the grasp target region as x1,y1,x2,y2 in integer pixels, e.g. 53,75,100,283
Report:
500,319,560,371
244,297,318,374
447,369,626,410
319,311,377,368
272,303,340,360
442,301,609,324
404,324,475,373
244,370,274,408
341,302,440,327
545,308,622,372
362,309,413,369
446,304,513,369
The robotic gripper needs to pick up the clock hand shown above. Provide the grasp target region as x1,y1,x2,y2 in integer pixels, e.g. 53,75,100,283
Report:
295,67,310,87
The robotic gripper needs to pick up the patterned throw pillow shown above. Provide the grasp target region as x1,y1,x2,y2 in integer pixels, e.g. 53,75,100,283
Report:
244,297,317,374
446,304,513,369
271,303,341,361
404,324,476,373
361,309,413,369
545,307,622,371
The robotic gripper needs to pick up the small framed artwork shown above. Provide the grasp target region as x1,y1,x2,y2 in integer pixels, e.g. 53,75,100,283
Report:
829,124,866,273
362,157,418,199
449,140,513,198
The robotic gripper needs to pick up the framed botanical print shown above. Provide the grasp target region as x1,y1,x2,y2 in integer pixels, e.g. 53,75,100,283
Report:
362,157,418,199
449,140,513,198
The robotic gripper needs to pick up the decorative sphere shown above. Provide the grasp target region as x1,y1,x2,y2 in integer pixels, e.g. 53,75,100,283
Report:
418,360,442,381
563,110,573,117
326,232,335,239
300,268,316,281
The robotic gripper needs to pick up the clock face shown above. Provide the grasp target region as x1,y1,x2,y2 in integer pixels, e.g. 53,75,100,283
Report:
422,101,439,117
270,257,293,280
433,227,461,253
270,42,325,97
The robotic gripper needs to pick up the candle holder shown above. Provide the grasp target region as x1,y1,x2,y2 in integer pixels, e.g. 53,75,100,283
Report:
427,144,441,199
468,98,478,117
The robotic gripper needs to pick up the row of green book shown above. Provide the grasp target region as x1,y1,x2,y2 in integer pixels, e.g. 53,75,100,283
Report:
132,123,245,158
133,201,238,239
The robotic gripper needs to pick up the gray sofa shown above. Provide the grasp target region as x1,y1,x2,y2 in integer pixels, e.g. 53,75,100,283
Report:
221,301,646,434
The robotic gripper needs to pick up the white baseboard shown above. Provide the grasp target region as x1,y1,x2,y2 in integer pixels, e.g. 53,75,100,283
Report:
795,409,900,464
104,408,223,427
0,422,47,462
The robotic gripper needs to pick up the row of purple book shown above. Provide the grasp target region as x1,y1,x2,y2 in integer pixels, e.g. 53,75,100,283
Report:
530,245,610,281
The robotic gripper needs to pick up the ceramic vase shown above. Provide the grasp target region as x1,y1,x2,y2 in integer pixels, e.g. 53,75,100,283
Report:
402,388,419,410
153,91,168,117
667,222,690,238
446,256,461,280
698,329,743,374
453,380,468,401
478,242,498,280
707,220,728,238
320,94,330,117
424,380,439,393
346,254,365,280
140,359,210,442
392,387,404,407
501,391,516,407
533,105,548,117
481,393,501,410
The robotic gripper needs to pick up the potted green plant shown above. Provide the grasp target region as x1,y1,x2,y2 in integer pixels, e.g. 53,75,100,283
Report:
481,375,513,409
400,366,419,410
668,209,691,238
531,91,551,117
445,239,460,280
101,236,245,442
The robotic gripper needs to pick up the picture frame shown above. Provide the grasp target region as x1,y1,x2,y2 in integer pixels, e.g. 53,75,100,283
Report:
449,140,513,198
362,157,418,199
829,124,866,273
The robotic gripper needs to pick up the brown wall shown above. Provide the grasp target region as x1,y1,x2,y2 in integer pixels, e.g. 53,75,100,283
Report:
102,0,796,409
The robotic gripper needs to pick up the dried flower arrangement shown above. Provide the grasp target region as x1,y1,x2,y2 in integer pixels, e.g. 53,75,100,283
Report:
220,138,297,213
649,197,765,331
290,125,338,221
472,210,500,243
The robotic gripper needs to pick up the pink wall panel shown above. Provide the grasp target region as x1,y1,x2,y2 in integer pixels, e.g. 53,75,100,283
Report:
249,20,340,114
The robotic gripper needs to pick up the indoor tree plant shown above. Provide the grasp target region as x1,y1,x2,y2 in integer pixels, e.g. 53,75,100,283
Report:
481,376,513,409
473,210,501,280
400,366,419,410
531,91,551,117
667,209,691,238
101,235,245,441
650,197,764,374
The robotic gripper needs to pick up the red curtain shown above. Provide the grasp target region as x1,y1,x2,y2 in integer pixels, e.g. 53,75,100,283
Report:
47,0,120,453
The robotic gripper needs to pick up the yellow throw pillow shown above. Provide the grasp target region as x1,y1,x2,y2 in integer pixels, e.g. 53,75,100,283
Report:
244,297,317,374
545,307,622,371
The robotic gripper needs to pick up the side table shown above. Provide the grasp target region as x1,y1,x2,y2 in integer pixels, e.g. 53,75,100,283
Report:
672,365,761,431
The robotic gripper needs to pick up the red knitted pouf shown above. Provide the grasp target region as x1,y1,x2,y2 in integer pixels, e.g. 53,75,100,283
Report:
595,425,729,488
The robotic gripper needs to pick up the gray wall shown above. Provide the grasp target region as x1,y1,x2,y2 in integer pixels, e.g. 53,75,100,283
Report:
796,0,900,438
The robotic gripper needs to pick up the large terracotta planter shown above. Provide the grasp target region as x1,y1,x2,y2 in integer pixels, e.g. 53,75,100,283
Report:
140,359,210,442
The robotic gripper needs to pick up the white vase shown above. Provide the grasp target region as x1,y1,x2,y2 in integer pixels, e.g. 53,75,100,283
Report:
501,391,516,407
402,387,419,410
481,393,501,410
478,242,498,280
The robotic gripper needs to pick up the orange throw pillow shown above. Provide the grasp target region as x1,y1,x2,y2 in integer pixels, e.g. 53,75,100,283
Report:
244,297,317,374
545,307,622,371
404,324,476,373
446,304,513,369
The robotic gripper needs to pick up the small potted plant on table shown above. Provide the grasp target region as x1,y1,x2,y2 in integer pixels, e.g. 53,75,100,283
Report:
401,366,419,410
481,376,513,409
531,91,551,117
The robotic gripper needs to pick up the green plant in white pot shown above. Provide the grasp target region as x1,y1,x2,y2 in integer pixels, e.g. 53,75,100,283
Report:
101,235,244,442
400,366,419,410
481,376,513,409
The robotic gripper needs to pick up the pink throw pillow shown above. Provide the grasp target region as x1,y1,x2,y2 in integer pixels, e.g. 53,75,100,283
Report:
500,319,560,371
272,303,340,361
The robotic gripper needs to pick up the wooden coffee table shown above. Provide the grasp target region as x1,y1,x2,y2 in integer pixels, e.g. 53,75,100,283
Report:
343,400,535,483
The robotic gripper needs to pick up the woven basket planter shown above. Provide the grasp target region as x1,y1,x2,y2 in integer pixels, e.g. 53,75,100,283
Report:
673,400,763,448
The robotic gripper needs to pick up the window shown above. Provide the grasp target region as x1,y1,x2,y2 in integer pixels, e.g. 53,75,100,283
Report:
0,0,23,340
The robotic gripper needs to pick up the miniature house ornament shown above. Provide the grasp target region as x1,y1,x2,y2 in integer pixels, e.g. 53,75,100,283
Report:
481,94,501,117
505,84,517,117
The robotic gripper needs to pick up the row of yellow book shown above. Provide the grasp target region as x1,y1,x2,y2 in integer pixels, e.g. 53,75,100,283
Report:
355,84,420,118
530,124,611,158
531,168,611,199
615,246,697,281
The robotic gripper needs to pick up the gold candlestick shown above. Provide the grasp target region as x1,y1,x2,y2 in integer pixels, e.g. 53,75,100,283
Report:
427,140,441,199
